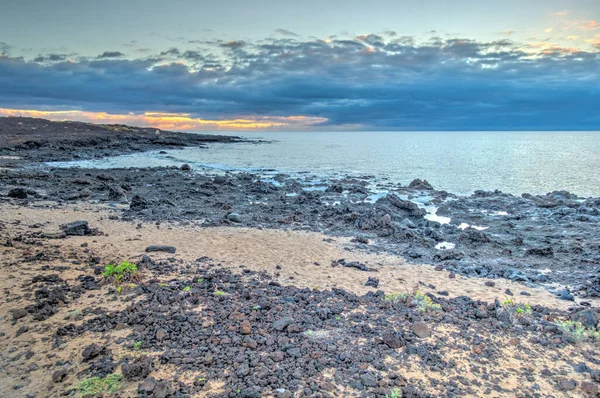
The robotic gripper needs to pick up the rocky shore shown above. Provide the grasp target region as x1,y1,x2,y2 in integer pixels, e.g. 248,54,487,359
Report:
1,117,599,397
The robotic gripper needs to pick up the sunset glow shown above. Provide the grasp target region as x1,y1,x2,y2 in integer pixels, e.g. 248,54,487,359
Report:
0,109,328,131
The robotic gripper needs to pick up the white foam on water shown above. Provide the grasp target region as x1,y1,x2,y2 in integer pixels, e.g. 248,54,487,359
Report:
423,205,451,225
458,223,489,231
435,242,456,250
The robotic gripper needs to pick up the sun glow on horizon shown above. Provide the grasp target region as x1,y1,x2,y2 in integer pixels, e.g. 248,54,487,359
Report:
0,108,328,131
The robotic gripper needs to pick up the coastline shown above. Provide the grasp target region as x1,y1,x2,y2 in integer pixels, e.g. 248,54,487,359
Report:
1,116,599,397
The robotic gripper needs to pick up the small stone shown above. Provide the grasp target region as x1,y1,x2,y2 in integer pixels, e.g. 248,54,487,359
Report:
82,343,102,361
382,332,405,349
180,163,191,171
240,320,252,335
559,379,577,391
61,220,90,236
156,328,168,341
360,374,378,387
12,309,28,320
365,277,379,288
412,322,430,338
52,369,68,383
273,317,293,331
227,212,241,223
138,377,156,393
484,281,495,287
271,351,285,362
581,381,598,395
15,325,28,337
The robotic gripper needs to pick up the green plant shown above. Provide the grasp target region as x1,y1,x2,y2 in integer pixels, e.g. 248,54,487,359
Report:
502,299,531,316
133,341,142,350
215,291,226,296
383,290,441,312
304,330,315,337
182,286,191,292
386,387,402,398
253,305,260,310
197,278,203,283
67,309,82,319
102,261,138,284
77,374,123,396
412,291,442,312
159,282,168,287
555,320,600,341
335,315,341,321
383,293,403,302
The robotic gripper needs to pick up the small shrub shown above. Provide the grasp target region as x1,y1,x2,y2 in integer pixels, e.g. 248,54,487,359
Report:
182,286,191,292
67,309,82,320
501,299,532,321
383,289,441,312
215,291,226,296
77,374,123,396
133,341,142,350
386,387,402,398
555,320,600,341
102,261,139,284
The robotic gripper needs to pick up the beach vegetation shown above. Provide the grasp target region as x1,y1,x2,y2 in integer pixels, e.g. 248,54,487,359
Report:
215,291,226,296
102,261,139,284
383,289,441,312
386,387,403,398
555,320,600,341
133,341,142,350
77,374,123,396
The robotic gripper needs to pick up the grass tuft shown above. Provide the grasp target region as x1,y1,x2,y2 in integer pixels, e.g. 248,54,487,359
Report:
77,374,123,396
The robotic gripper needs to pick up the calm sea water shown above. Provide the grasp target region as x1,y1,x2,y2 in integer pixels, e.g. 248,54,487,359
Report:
48,131,600,197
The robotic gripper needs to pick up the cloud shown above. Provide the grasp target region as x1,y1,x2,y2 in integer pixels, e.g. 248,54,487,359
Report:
0,41,11,55
159,47,181,56
220,40,246,49
551,10,571,16
32,53,69,63
97,51,125,59
1,34,600,130
544,28,554,33
275,29,300,37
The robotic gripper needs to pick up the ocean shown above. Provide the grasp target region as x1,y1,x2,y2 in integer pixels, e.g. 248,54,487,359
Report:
47,130,600,197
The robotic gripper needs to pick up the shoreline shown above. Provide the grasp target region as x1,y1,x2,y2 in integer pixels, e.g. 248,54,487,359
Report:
1,116,599,397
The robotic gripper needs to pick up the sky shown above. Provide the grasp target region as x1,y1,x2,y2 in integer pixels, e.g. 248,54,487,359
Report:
1,0,599,131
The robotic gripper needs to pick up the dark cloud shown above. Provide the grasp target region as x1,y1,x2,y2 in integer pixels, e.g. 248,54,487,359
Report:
97,51,125,59
2,34,600,130
159,47,181,56
182,50,204,61
32,53,68,63
220,40,246,49
275,29,300,37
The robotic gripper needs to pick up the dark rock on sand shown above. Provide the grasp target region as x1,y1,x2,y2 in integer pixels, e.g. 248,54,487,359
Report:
365,277,380,288
145,245,176,254
61,220,90,236
8,188,28,199
122,355,153,381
